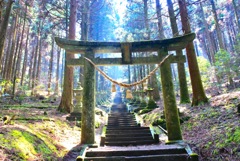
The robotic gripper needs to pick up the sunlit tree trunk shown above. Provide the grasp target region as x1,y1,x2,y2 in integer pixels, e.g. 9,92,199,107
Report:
48,37,54,95
2,29,12,78
55,47,61,94
199,2,216,64
21,26,30,86
36,38,42,84
167,0,190,103
0,0,4,24
178,0,208,106
58,0,76,113
31,22,40,95
232,0,240,30
28,48,34,88
155,0,165,39
210,0,225,50
0,0,14,72
6,15,18,81
15,6,27,80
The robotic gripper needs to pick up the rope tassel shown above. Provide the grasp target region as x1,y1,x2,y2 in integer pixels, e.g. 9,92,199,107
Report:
126,89,133,99
111,84,116,92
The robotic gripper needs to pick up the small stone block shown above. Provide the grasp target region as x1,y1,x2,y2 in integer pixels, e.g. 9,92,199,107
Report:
100,136,105,147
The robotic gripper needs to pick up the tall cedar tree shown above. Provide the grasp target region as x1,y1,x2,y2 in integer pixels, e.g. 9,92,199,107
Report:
178,0,208,106
58,0,76,113
0,0,14,72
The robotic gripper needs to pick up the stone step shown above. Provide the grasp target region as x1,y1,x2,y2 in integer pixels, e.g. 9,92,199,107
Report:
107,124,137,127
107,123,137,127
105,136,153,142
107,125,138,128
106,126,142,130
105,133,152,138
85,147,187,157
108,118,136,122
107,120,137,123
82,154,190,161
105,140,156,146
106,129,150,134
106,127,149,130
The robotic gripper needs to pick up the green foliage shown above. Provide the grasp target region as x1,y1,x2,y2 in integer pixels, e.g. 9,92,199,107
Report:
139,100,147,108
151,119,166,130
197,56,212,88
214,49,236,85
133,107,144,113
138,108,153,115
95,121,100,128
146,99,158,109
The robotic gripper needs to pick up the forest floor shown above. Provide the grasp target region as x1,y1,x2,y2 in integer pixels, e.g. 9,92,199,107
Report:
0,89,239,161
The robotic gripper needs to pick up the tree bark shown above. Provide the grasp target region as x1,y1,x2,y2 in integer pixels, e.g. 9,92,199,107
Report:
210,0,225,50
55,47,61,94
178,0,208,106
21,25,30,86
0,0,14,72
2,28,12,78
31,23,40,95
48,37,54,95
232,0,240,31
155,0,165,39
36,22,42,86
200,2,215,64
0,0,4,24
6,15,18,81
58,0,76,113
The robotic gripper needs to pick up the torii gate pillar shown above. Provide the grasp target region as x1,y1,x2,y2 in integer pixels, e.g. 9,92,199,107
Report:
81,49,96,144
159,48,182,141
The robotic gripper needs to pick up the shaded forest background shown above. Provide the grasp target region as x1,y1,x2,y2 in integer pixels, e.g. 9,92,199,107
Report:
0,0,239,101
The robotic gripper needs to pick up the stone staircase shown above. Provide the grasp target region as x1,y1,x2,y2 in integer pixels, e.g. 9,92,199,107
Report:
77,104,198,161
104,112,156,146
79,145,195,161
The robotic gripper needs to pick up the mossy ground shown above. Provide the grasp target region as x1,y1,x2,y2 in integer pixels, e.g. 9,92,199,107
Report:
138,90,240,161
0,96,83,161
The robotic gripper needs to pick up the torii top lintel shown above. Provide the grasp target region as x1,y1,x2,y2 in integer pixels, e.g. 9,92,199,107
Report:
55,33,195,54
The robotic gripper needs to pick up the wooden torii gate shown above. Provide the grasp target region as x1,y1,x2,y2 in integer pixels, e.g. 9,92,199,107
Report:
55,33,195,144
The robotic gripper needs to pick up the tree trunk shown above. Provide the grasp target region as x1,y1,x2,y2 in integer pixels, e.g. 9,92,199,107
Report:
28,48,34,88
21,26,30,86
210,0,225,50
167,0,190,103
155,0,165,39
15,6,27,79
199,2,216,64
2,29,12,78
232,0,240,30
58,0,76,113
178,0,208,106
54,47,61,95
31,36,39,95
48,37,54,95
36,22,42,86
0,0,14,71
0,0,4,24
6,15,18,81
